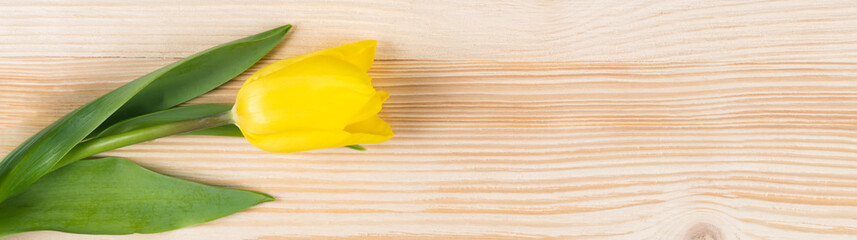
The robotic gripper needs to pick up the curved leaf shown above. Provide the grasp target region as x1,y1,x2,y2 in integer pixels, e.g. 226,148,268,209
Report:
91,25,292,137
0,157,272,237
0,25,291,203
93,104,235,139
183,124,245,137
92,104,363,150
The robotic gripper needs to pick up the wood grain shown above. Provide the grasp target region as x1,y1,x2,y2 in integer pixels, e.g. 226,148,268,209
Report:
2,1,857,240
2,0,857,62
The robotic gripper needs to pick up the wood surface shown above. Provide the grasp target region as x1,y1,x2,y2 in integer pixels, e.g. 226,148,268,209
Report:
2,0,857,239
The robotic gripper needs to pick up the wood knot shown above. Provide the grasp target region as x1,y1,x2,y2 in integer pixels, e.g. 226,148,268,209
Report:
684,223,722,240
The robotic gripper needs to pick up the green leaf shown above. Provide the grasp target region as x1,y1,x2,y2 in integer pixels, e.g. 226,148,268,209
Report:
92,103,364,149
0,157,272,237
92,104,235,139
345,145,366,151
93,104,243,138
0,25,291,203
90,25,292,137
183,124,245,137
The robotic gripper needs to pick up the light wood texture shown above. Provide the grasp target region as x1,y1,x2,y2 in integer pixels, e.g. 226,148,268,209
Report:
2,1,857,239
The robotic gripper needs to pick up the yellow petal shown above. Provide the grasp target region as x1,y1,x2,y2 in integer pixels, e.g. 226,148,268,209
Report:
342,115,394,146
232,40,390,153
321,40,377,72
349,90,389,124
243,40,377,86
242,129,352,153
233,56,376,134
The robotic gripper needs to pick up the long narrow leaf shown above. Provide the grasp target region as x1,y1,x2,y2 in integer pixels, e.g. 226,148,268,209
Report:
183,124,245,137
0,157,272,237
92,104,234,139
0,25,291,203
93,105,366,151
90,25,292,136
92,104,243,138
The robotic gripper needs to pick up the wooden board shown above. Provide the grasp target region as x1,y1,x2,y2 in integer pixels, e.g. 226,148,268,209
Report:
2,1,857,239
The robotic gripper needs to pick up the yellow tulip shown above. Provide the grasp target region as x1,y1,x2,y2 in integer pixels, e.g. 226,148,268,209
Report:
231,40,393,153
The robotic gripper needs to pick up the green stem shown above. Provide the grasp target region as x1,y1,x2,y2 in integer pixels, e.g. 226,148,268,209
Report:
52,112,233,171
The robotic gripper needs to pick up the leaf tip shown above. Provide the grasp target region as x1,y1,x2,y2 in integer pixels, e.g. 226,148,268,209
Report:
260,193,276,202
273,24,293,34
345,145,367,151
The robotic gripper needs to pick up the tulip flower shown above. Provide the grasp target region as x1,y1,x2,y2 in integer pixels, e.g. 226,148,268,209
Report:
0,26,402,237
53,40,393,171
232,40,394,152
